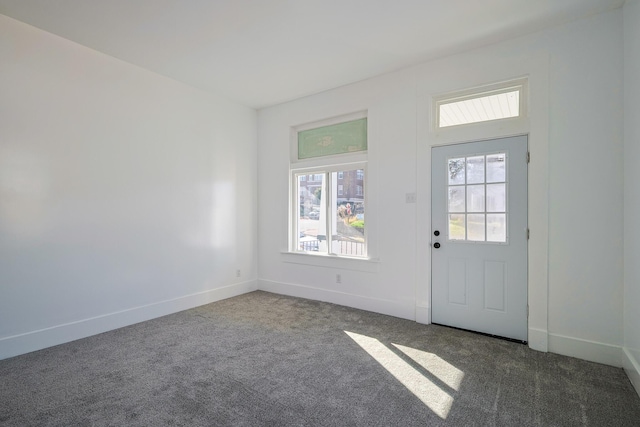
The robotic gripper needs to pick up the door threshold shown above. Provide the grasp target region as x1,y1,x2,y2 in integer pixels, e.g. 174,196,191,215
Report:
432,323,527,345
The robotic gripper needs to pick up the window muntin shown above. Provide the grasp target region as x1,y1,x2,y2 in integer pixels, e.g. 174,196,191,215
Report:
295,166,366,257
447,153,507,243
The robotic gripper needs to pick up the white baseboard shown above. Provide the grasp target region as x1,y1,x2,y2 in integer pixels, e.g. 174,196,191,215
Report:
258,279,414,320
415,305,430,324
548,333,622,367
623,347,640,398
528,328,548,352
0,280,258,361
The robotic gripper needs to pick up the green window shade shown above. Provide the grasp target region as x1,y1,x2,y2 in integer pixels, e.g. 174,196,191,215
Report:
298,118,367,159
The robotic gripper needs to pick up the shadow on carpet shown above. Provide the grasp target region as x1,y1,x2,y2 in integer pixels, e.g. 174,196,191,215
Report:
1,291,639,426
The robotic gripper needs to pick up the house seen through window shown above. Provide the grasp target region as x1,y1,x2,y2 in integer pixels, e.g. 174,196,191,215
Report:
292,115,367,257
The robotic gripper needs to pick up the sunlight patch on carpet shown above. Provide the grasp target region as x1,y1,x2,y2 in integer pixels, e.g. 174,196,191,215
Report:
392,343,465,391
345,331,453,419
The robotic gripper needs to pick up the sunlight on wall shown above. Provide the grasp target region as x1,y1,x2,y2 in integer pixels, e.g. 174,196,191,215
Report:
392,343,465,391
345,331,455,419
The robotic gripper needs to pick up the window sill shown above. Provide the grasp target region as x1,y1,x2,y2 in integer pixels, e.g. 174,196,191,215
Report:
281,251,380,272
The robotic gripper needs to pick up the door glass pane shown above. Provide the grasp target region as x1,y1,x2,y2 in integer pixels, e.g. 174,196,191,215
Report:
448,186,465,212
467,185,485,212
297,173,326,252
487,214,507,242
448,158,465,185
466,156,485,184
486,184,506,212
467,214,485,241
445,151,508,243
332,169,366,257
449,214,465,240
486,153,506,183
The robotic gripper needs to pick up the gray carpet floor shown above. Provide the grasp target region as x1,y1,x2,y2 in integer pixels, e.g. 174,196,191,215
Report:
1,290,639,426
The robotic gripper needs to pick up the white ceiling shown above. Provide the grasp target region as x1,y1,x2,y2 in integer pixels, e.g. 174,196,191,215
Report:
0,0,625,109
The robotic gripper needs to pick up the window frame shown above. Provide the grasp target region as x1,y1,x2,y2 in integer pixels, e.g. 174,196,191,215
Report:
291,162,368,258
290,111,368,167
433,78,528,130
290,111,369,259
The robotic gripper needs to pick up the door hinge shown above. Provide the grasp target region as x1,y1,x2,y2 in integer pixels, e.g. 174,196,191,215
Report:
527,305,529,317
527,152,530,163
527,228,530,239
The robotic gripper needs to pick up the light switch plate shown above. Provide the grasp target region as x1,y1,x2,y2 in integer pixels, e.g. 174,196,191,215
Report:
406,193,417,203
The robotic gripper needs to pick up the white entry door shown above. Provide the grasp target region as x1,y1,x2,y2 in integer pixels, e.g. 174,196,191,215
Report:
431,136,528,342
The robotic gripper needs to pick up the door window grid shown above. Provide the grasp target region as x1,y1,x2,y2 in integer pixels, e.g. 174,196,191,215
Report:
447,153,507,243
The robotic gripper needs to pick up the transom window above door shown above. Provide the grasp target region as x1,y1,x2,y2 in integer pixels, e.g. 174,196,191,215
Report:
447,153,508,243
434,78,528,129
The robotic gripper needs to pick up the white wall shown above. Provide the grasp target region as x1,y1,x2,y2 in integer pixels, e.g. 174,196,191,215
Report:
258,8,624,366
258,68,419,319
533,9,623,363
0,6,629,372
0,15,258,359
623,0,640,395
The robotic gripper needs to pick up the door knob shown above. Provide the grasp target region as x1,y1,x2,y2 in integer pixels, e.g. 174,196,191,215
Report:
433,242,441,249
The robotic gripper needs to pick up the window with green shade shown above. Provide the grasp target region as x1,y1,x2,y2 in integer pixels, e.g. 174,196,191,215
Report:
291,113,369,258
298,118,367,159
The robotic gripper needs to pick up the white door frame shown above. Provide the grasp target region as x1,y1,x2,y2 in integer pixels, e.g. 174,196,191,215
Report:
430,136,529,341
415,55,550,352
